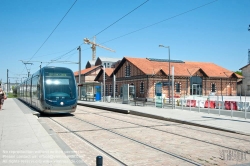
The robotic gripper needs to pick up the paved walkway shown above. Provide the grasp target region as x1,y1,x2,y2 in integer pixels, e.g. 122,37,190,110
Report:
78,100,250,135
0,99,75,166
1,98,250,165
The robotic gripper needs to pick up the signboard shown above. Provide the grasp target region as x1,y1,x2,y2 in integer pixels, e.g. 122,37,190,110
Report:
122,84,129,104
163,82,172,86
155,82,163,108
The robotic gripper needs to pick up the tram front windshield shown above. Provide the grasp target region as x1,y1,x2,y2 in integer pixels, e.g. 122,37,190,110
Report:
44,68,76,100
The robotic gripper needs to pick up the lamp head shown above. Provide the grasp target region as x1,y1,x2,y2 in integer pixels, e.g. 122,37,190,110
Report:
159,45,169,48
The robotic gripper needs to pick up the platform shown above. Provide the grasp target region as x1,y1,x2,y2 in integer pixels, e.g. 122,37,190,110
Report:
78,100,250,135
0,98,79,166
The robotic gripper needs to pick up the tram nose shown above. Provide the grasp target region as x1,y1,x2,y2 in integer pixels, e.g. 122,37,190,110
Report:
71,106,77,112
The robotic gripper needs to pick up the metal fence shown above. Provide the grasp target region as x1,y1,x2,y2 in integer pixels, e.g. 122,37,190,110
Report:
100,95,250,119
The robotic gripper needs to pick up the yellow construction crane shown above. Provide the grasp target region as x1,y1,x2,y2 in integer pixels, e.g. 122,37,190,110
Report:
84,36,115,61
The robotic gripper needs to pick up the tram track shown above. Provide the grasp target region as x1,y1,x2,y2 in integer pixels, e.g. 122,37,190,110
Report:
76,107,250,153
40,106,250,165
48,117,128,166
78,106,250,142
48,116,202,166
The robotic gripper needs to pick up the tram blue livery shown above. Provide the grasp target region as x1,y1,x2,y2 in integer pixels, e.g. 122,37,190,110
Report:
17,66,77,114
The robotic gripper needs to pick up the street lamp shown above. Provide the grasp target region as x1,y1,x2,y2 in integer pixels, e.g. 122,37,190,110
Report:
159,45,171,103
77,46,81,100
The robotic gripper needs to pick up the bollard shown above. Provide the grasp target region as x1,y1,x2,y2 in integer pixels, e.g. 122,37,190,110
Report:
174,99,176,109
189,100,191,111
181,99,183,110
208,100,210,114
219,101,221,116
198,100,200,113
231,102,233,118
96,156,103,166
244,102,247,119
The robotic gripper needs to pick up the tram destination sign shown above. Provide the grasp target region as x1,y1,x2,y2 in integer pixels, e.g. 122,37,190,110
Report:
48,73,68,77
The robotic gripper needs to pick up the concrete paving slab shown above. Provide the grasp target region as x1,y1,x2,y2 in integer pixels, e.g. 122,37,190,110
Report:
1,137,40,148
0,99,75,166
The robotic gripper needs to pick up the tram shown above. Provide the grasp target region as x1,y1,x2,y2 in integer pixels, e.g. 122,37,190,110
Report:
17,66,77,114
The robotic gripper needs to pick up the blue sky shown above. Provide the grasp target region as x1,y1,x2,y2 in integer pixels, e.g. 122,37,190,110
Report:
0,0,249,83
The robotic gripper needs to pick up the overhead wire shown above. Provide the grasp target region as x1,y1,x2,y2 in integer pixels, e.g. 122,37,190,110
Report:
100,0,218,44
51,0,218,60
94,0,149,37
46,43,82,66
26,0,218,70
27,0,78,62
32,0,150,65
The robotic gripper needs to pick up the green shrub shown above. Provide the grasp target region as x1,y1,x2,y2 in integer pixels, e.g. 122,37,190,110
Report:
6,93,17,98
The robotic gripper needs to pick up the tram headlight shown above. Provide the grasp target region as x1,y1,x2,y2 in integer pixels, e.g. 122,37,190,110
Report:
60,102,64,106
46,80,52,84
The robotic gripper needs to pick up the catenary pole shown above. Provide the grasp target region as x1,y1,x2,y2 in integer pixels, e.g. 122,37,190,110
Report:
172,66,174,109
103,66,105,102
7,69,8,93
77,46,81,99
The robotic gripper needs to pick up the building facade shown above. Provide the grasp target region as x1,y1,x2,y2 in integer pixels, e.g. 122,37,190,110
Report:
95,57,242,98
95,57,121,68
239,64,250,96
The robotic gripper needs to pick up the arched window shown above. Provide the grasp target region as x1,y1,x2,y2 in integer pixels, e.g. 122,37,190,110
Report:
211,83,216,92
140,82,144,93
176,83,181,93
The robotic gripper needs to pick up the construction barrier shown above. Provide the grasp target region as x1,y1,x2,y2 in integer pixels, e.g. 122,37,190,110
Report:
181,99,187,106
204,100,215,109
186,99,196,107
195,100,205,108
236,102,250,111
215,101,224,109
224,101,237,110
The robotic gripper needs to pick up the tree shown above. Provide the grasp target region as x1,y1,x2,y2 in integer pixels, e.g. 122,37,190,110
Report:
12,86,17,97
235,71,242,76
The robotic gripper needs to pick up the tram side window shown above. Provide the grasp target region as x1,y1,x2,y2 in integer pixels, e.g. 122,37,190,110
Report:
32,76,38,98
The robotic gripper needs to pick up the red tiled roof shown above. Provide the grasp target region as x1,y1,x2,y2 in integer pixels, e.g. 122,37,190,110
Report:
124,57,240,78
104,68,114,76
74,65,100,76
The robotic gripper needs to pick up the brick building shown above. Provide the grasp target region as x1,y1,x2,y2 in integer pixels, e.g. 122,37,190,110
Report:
239,64,250,96
74,65,101,84
94,57,242,98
